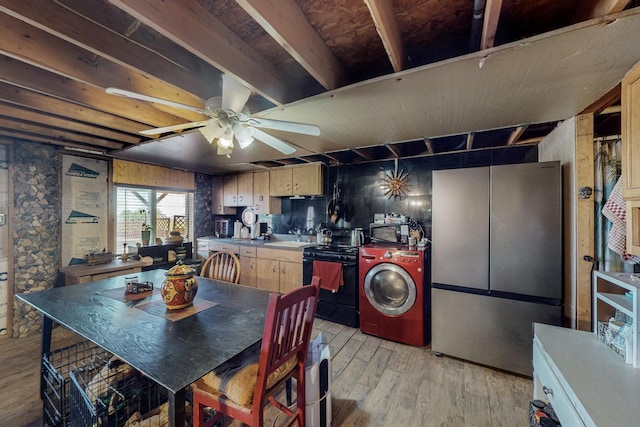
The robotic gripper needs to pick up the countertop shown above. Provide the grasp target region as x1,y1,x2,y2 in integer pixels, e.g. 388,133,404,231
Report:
59,259,148,275
198,236,316,251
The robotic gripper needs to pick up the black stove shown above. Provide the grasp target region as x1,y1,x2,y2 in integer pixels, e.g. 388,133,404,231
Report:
303,245,358,261
302,244,359,327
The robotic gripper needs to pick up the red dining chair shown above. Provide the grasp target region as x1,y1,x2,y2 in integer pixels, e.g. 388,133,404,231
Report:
191,277,321,427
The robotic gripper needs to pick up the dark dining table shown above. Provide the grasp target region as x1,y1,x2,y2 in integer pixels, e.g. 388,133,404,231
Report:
16,269,271,427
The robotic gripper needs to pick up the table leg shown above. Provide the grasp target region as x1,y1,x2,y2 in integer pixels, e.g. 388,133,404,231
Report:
40,315,53,399
168,387,186,427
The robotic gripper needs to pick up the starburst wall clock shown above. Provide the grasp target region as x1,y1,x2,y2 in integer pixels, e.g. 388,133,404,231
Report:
381,159,411,200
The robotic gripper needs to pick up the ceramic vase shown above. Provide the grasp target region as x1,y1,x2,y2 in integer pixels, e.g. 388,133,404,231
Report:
161,262,198,310
141,230,151,246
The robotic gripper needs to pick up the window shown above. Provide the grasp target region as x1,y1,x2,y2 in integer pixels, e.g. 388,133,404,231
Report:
115,186,194,253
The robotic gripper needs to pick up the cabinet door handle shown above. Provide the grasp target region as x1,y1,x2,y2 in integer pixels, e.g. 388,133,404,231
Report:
542,385,553,398
281,266,286,274
272,265,276,272
239,195,243,202
250,262,254,269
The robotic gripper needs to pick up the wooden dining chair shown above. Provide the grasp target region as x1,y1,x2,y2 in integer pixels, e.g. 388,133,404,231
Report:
200,250,241,284
191,277,321,427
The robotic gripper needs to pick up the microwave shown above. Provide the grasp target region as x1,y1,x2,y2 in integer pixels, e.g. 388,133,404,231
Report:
369,223,410,243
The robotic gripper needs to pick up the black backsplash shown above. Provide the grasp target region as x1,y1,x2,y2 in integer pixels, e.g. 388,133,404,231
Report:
213,146,538,239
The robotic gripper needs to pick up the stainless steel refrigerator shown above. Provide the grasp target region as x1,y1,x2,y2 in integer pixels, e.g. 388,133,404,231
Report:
431,161,562,376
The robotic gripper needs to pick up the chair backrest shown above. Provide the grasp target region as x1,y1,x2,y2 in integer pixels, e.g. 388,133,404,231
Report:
200,250,241,283
253,277,320,408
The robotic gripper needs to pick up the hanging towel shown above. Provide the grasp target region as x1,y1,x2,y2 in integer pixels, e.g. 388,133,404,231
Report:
602,177,640,264
312,260,343,293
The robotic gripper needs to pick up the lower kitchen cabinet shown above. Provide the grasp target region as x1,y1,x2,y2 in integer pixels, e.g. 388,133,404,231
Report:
255,248,303,293
238,246,257,287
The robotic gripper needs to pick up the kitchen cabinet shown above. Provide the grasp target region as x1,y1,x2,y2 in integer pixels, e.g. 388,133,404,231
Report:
207,241,240,254
223,173,253,207
255,247,303,293
238,245,257,287
212,177,234,215
533,323,640,427
593,270,640,367
269,163,323,196
623,60,640,199
252,171,281,214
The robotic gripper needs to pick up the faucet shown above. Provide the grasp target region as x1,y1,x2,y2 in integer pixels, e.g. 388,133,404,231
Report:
289,228,301,241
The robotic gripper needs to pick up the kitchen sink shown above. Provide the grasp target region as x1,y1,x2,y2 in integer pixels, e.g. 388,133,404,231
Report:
263,241,314,248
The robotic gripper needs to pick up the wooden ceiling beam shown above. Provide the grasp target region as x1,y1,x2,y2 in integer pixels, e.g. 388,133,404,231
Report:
0,129,110,152
109,0,298,105
0,12,204,122
481,0,503,50
466,132,475,150
0,82,148,134
364,0,404,72
236,0,348,90
0,102,140,144
572,0,630,23
424,138,433,155
580,83,621,115
0,117,124,149
0,0,215,99
507,125,527,145
0,55,186,128
56,0,220,86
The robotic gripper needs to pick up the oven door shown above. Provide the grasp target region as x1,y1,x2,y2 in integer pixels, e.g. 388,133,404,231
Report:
303,257,359,327
362,263,416,316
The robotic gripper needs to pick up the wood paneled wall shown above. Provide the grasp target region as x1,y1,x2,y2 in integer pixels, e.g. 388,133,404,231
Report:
113,159,195,190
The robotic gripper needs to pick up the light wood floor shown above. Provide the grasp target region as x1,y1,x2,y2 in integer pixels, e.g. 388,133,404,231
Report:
0,320,532,426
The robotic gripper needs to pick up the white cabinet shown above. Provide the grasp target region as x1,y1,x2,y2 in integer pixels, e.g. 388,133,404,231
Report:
593,270,640,367
533,323,640,427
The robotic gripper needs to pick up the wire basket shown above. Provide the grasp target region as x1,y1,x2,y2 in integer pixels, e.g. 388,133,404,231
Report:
42,340,113,427
69,357,167,427
597,320,632,364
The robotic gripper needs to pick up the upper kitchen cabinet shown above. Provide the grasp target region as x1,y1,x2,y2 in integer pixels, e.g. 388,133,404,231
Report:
253,171,281,215
270,164,324,197
223,173,253,207
212,177,234,215
623,60,640,198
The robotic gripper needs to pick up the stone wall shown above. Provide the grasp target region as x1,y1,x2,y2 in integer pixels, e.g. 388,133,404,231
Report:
194,173,214,238
12,143,60,337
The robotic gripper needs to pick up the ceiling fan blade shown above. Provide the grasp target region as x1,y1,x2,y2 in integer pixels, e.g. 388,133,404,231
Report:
248,117,320,136
221,74,251,113
139,120,210,136
251,128,296,155
106,88,208,115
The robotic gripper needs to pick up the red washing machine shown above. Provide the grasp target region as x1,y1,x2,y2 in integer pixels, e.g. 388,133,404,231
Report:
359,243,429,347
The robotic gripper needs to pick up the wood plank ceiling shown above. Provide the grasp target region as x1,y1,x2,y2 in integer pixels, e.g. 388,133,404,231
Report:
0,0,638,174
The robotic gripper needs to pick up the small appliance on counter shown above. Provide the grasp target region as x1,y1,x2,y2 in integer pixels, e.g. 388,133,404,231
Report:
214,218,231,237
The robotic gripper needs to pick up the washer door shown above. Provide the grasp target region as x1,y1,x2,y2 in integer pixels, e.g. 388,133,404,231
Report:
363,263,416,316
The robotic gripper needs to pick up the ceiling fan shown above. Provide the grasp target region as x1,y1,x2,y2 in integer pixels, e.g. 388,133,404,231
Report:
106,74,320,156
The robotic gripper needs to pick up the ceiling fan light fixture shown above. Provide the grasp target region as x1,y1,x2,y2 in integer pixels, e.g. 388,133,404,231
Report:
218,130,234,149
234,123,255,149
198,119,223,143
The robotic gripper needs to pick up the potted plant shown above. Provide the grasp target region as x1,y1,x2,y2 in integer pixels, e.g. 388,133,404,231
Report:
140,209,152,245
